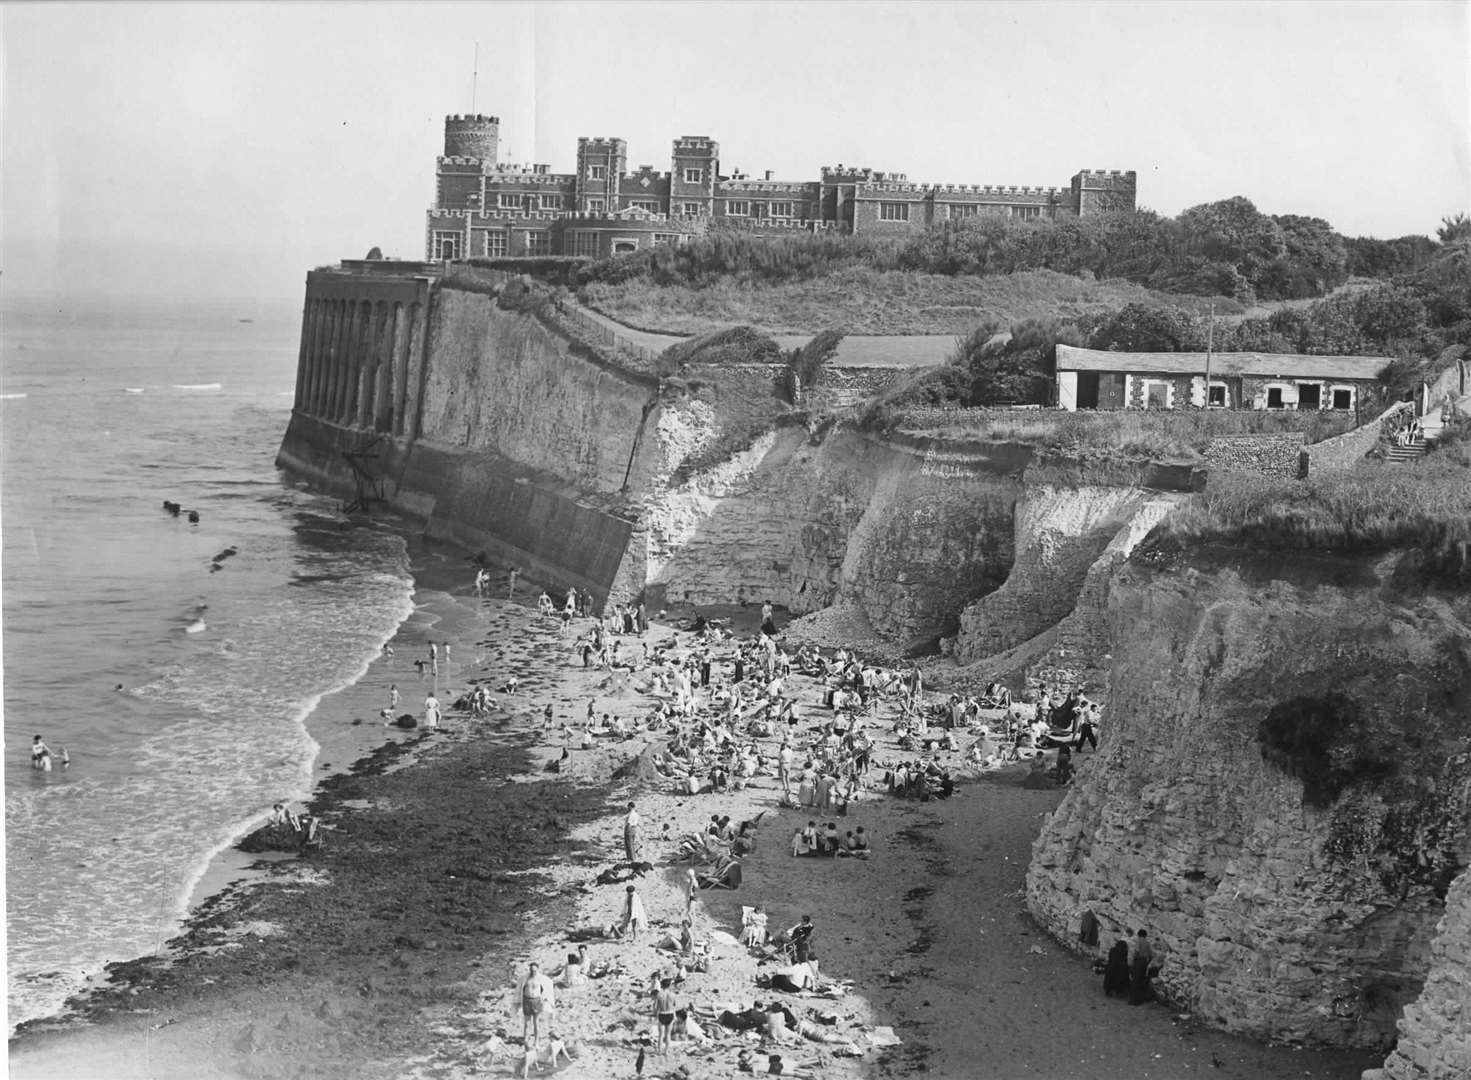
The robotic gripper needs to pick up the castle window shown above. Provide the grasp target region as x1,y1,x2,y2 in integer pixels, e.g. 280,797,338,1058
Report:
588,165,607,180
482,231,508,257
498,193,522,210
879,202,910,221
571,231,599,257
653,233,681,246
629,200,658,213
726,200,749,217
541,194,566,211
770,201,793,218
681,202,702,216
432,232,460,260
587,198,606,213
525,231,550,256
950,204,980,218
1012,205,1042,220
683,167,703,184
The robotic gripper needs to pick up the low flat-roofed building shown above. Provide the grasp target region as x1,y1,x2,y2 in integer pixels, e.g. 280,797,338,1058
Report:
1054,345,1390,413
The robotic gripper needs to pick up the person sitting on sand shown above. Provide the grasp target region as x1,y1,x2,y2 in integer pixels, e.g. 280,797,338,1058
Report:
845,827,870,859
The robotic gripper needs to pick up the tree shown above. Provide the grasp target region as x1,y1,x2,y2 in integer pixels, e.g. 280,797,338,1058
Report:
1176,196,1288,296
1436,213,1471,244
1089,303,1208,352
1262,215,1349,299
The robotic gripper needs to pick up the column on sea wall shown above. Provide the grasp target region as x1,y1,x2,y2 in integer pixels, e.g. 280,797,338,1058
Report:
402,300,429,440
310,299,331,417
323,300,343,423
339,300,364,426
372,302,394,433
355,300,380,429
386,302,408,434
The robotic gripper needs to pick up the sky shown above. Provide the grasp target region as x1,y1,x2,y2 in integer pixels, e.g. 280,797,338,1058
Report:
2,1,1467,302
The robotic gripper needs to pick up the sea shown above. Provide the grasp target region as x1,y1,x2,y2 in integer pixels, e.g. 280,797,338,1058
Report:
1,292,416,1032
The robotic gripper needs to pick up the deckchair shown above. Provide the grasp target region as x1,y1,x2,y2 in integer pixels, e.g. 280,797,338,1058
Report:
698,857,742,890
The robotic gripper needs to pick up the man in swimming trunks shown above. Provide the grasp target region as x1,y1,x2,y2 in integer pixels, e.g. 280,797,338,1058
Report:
653,977,678,1055
518,961,555,1049
30,735,51,770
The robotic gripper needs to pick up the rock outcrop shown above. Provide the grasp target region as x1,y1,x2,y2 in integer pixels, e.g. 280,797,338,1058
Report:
1027,544,1471,1052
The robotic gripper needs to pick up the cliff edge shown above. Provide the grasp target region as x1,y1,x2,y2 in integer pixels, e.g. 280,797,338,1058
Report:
1027,543,1470,1063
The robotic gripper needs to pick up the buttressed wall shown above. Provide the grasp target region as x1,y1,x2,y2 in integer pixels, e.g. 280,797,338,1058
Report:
1026,545,1471,1053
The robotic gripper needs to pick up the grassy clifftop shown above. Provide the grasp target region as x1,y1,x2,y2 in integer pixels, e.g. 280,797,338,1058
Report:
581,267,1237,336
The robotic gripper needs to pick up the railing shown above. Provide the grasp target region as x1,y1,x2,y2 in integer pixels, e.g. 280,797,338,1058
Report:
549,302,660,369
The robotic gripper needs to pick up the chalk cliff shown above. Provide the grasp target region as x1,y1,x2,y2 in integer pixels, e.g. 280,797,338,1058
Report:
278,265,1470,1074
1026,543,1471,1058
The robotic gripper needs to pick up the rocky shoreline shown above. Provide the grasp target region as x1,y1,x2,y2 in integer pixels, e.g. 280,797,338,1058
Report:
9,546,1380,1080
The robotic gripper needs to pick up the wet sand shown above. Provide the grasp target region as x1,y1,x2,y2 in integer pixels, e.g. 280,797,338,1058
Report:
8,544,1380,1080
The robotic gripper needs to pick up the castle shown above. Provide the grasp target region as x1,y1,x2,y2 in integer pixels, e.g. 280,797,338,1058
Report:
425,113,1137,261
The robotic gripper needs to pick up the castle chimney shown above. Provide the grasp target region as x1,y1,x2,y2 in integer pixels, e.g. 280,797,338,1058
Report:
764,170,774,181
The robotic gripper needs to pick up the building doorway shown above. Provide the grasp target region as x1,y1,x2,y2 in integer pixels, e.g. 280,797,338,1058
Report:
1145,381,1169,410
1266,386,1284,409
1076,371,1100,409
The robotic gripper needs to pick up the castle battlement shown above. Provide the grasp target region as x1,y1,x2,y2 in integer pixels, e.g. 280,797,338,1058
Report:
429,111,1135,259
483,173,573,186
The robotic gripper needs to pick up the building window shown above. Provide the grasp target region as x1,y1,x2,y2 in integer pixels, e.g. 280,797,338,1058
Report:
681,202,702,216
588,165,607,180
498,193,522,210
770,201,793,218
683,167,703,184
1207,383,1227,408
1266,386,1285,409
541,194,566,211
525,231,550,255
612,238,639,254
1012,205,1042,220
432,232,460,260
481,231,507,257
571,231,599,257
653,233,680,246
950,204,980,218
587,198,606,213
1331,388,1353,410
726,200,750,217
879,202,910,221
629,200,658,213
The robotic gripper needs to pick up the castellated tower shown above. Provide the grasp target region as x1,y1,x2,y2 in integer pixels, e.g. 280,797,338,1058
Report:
443,114,499,166
575,137,627,213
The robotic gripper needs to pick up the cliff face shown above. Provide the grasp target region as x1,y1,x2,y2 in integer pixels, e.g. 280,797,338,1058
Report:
1027,546,1471,1052
630,418,1019,643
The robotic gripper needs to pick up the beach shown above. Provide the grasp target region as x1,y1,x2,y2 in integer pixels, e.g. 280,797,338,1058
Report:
8,546,1380,1080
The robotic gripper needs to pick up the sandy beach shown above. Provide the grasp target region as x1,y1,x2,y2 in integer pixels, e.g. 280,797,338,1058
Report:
9,542,1380,1080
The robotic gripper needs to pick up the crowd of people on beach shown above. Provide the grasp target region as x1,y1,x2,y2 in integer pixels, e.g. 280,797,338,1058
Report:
432,561,1116,1074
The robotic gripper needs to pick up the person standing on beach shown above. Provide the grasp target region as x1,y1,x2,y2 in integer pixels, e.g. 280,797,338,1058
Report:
508,567,519,599
423,692,442,731
684,864,699,921
618,884,647,940
653,978,678,1055
623,802,642,863
1129,928,1155,1004
517,961,555,1049
778,739,794,796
